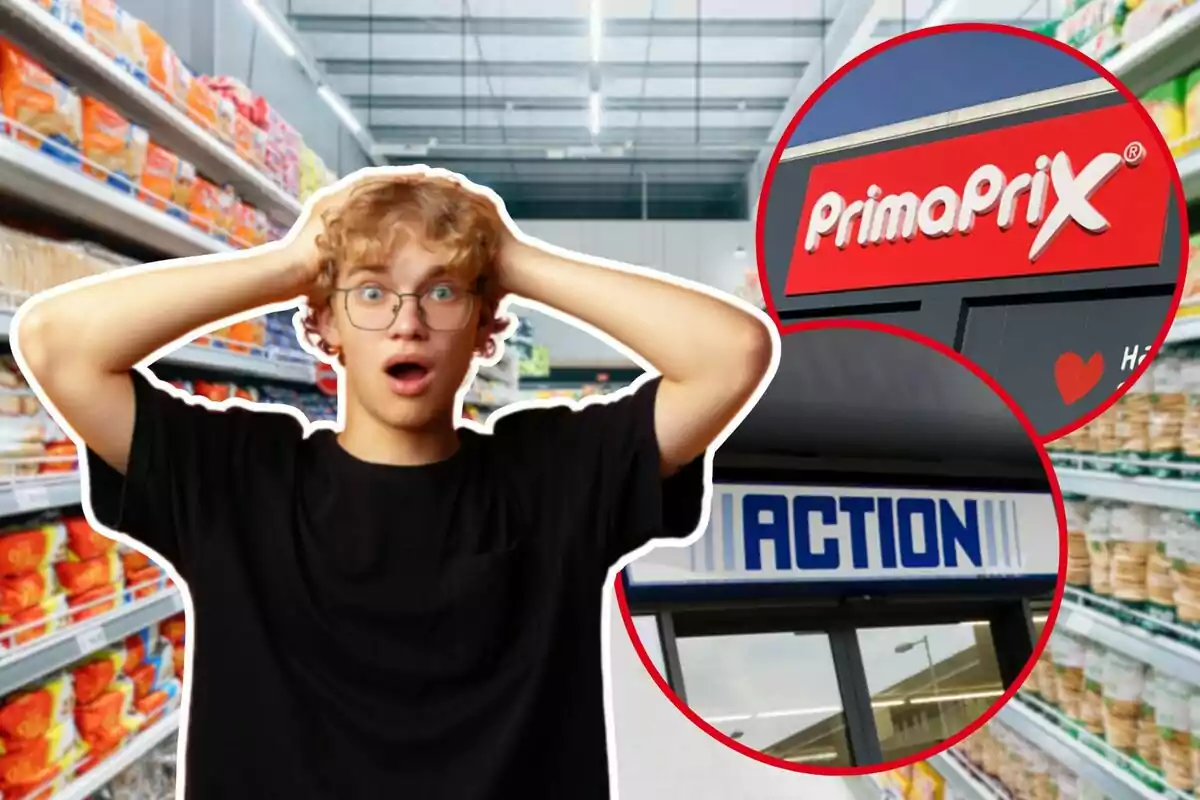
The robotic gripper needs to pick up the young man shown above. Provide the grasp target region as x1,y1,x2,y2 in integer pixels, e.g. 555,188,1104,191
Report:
15,168,773,799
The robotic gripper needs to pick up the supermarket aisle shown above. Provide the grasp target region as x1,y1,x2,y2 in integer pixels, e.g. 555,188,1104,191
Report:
606,603,859,800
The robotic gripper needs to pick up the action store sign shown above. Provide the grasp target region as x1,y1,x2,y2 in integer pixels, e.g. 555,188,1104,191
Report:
760,92,1184,438
623,484,1059,599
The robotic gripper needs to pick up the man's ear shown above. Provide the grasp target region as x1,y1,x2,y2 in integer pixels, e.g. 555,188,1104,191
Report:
316,300,342,353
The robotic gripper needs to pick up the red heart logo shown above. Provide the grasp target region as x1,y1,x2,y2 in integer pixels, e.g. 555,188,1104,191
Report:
1055,352,1105,406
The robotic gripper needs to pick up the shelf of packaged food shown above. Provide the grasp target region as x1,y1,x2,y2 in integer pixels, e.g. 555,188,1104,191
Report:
55,709,180,800
1102,3,1200,97
0,0,301,227
0,474,82,517
0,587,182,698
1057,591,1200,685
0,135,230,259
996,698,1177,800
0,309,317,385
927,751,1006,800
1052,459,1200,511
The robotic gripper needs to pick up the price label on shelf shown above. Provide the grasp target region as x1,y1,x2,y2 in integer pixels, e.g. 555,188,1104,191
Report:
75,626,108,655
13,484,51,511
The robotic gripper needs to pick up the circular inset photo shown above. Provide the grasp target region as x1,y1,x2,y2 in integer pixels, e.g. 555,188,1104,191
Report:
617,321,1066,775
756,24,1188,442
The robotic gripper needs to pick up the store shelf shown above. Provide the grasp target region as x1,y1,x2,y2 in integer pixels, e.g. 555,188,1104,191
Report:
1053,462,1200,511
996,698,1174,800
0,309,317,385
0,475,81,517
55,710,180,800
928,751,1007,800
1103,3,1200,96
0,588,183,698
1165,310,1200,344
0,0,301,227
1057,593,1200,685
0,136,229,259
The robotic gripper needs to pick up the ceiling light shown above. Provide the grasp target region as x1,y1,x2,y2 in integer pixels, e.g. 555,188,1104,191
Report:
909,689,1003,705
590,0,603,62
318,85,363,135
242,0,297,60
589,91,602,136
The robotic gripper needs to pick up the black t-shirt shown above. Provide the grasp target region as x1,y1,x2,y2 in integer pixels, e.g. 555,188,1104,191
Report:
85,370,705,799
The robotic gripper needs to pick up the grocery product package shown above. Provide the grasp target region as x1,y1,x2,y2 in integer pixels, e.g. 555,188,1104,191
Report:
0,567,56,619
66,580,122,623
123,624,158,673
54,550,122,597
1142,79,1187,150
0,593,66,648
188,177,235,238
1123,0,1195,51
1139,670,1161,769
72,648,129,706
126,563,164,599
80,0,145,79
136,19,187,104
0,41,83,165
1053,633,1086,720
1109,503,1154,604
232,201,268,248
1185,68,1200,155
0,518,67,578
1159,677,1196,790
30,1,84,35
1085,504,1113,596
133,676,179,726
0,674,73,744
185,76,219,134
80,96,147,191
73,675,142,758
1148,510,1181,620
160,613,185,649
1056,0,1121,59
1147,354,1187,478
1101,650,1144,755
62,516,115,562
1173,513,1200,625
1185,236,1200,308
1080,641,1107,735
117,546,150,576
1065,498,1092,586
0,719,77,791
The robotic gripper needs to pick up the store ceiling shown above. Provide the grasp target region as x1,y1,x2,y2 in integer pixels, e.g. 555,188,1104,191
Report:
718,327,1048,477
282,0,1051,217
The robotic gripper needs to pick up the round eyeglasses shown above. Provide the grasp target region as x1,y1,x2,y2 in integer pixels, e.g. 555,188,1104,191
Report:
333,282,477,332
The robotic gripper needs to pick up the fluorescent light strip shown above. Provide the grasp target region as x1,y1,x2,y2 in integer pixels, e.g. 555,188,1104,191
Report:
589,91,602,135
786,752,840,762
757,705,843,719
590,0,603,62
318,85,363,134
909,689,1003,705
705,713,753,723
242,0,297,59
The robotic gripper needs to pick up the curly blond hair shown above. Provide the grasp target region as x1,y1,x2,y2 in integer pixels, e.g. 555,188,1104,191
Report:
302,175,510,358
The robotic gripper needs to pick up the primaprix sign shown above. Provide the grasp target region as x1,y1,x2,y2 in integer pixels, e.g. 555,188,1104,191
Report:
785,103,1171,296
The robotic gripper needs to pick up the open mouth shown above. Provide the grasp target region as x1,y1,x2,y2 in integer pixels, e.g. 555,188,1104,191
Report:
384,359,433,396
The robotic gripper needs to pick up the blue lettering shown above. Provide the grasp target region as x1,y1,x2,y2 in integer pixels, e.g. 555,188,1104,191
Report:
940,499,983,568
876,497,898,568
794,495,840,570
743,494,790,571
898,498,939,568
839,497,874,569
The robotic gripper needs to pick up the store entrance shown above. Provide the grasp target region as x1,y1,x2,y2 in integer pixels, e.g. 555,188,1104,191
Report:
625,589,1053,769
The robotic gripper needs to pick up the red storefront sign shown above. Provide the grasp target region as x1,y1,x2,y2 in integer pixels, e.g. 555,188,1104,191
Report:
784,103,1171,296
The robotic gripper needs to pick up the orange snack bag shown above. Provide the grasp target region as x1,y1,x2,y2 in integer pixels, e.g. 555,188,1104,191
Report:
0,521,66,577
81,96,137,187
0,568,54,618
122,625,156,674
72,649,127,706
0,721,76,789
189,177,223,234
136,20,186,103
80,0,145,75
231,202,268,248
0,42,82,157
139,140,178,209
118,547,150,575
172,645,185,677
66,582,120,624
63,517,115,562
127,662,154,700
0,595,66,648
160,614,185,648
126,564,163,600
185,78,218,132
73,677,140,748
0,675,73,743
54,551,121,597
38,442,77,474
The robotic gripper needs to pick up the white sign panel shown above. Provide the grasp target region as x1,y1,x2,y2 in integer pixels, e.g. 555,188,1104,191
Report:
627,484,1059,588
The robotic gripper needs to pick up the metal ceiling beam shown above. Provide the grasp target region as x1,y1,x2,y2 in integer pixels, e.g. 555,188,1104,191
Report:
345,95,788,111
290,15,831,37
748,0,884,200
322,60,807,79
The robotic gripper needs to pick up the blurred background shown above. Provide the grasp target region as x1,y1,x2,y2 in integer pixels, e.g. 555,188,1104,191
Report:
0,0,1197,798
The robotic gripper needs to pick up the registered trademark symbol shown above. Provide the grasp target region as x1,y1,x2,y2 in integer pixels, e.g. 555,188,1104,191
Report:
1124,141,1145,166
